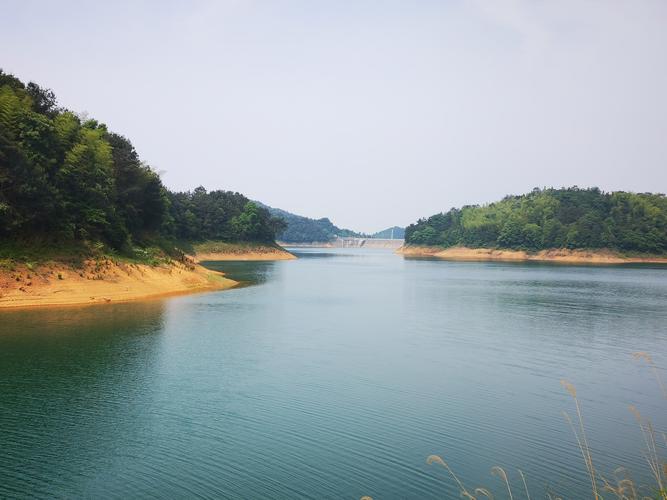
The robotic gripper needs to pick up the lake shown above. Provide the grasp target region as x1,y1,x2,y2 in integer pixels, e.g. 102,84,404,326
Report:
1,248,666,499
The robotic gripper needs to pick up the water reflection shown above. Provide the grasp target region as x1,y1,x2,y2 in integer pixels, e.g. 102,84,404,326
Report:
288,250,340,259
0,252,666,498
0,302,166,498
200,259,278,286
0,301,165,338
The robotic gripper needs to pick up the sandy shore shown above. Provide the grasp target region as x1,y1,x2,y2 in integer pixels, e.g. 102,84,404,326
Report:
0,259,238,309
192,242,296,262
398,245,667,264
278,241,334,248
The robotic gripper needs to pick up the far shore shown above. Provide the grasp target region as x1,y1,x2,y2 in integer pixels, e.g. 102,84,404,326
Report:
397,245,667,264
278,241,335,248
191,242,296,262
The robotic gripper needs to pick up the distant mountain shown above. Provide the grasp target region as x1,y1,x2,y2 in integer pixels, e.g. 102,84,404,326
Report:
256,203,363,243
371,226,405,239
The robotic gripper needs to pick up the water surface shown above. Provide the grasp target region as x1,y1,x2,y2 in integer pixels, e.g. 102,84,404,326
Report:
1,249,666,498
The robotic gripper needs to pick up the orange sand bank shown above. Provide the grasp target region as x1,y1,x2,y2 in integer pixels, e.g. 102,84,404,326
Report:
192,243,296,262
397,246,667,264
0,259,237,309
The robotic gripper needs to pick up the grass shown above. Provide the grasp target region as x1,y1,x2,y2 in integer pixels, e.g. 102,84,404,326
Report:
0,238,92,267
363,353,667,499
0,237,289,270
0,238,286,278
191,240,287,255
0,238,181,269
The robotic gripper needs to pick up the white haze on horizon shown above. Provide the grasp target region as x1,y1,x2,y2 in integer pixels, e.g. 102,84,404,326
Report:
2,0,666,233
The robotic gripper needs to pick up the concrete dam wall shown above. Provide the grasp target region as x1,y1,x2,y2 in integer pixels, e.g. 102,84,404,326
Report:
336,238,404,249
279,238,405,249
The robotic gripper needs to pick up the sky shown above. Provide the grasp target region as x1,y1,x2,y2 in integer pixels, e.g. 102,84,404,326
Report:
2,1,666,232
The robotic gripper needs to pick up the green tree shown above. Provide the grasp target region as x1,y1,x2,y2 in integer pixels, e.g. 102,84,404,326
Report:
57,123,119,242
405,187,667,254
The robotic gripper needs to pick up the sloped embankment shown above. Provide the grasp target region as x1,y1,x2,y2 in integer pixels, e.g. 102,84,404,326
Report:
0,258,237,309
397,245,667,264
191,242,296,262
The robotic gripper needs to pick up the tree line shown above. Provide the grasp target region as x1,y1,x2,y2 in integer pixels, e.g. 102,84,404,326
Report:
405,187,667,254
0,70,285,253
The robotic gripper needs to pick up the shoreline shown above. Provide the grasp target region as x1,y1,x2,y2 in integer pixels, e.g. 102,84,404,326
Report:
278,241,334,248
0,242,296,310
191,242,296,262
0,259,238,310
397,245,667,264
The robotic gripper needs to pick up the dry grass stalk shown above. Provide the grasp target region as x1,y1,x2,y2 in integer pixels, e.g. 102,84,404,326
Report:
561,379,600,499
517,469,531,500
599,467,642,499
426,454,478,499
474,487,494,498
418,355,666,499
491,466,514,500
628,405,665,496
633,352,667,400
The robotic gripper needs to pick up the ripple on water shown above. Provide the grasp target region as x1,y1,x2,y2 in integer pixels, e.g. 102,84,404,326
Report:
1,253,666,498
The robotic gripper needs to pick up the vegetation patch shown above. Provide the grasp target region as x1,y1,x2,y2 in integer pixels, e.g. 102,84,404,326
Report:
405,187,667,255
0,70,287,263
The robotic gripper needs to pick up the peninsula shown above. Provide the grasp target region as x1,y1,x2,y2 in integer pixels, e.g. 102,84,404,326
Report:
0,71,293,308
401,187,667,264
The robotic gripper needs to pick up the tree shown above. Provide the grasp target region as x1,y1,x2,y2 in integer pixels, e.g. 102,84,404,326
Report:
0,69,287,250
107,133,167,239
26,82,58,117
404,187,667,254
56,123,118,242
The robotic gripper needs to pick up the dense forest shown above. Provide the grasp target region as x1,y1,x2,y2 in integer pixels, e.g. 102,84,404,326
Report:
405,188,667,254
258,204,362,243
0,70,285,254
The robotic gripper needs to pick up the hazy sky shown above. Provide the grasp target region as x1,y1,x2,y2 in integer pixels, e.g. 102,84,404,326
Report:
2,1,666,232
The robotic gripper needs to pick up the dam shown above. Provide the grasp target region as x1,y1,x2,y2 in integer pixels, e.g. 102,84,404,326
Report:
279,238,405,249
335,237,404,249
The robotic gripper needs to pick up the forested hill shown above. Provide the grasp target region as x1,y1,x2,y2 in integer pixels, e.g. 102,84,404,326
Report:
405,188,667,254
257,204,362,243
371,226,405,239
0,70,285,255
258,204,407,243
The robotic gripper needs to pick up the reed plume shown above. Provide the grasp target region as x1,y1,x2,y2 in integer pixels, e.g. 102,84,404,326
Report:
491,466,514,500
474,487,494,498
561,379,600,499
417,354,666,499
427,454,477,499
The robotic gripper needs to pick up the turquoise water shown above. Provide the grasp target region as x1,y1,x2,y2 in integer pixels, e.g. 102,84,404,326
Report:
1,248,666,498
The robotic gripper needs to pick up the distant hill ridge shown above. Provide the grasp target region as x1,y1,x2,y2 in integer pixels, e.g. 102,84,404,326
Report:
256,203,404,243
255,203,362,243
